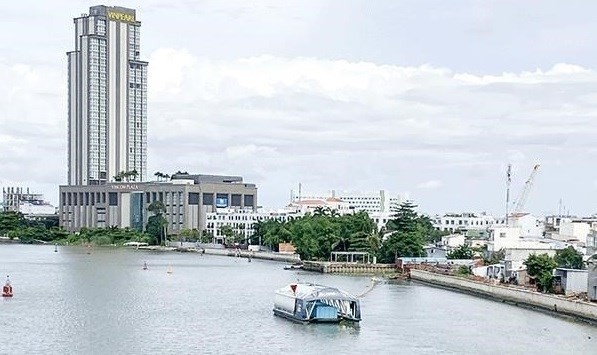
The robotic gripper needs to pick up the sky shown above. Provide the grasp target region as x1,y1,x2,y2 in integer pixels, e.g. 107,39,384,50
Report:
1,0,596,216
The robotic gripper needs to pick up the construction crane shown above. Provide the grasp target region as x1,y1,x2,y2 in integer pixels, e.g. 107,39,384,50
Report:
512,164,540,214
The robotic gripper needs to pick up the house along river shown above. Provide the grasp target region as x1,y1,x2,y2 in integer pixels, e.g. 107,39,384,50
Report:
1,244,596,354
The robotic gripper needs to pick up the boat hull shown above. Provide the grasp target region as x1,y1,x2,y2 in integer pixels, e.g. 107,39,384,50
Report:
273,309,360,323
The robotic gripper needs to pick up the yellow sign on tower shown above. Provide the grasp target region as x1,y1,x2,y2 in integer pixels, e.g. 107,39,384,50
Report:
107,11,135,23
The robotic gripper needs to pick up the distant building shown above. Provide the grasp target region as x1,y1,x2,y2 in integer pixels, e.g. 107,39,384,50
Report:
67,5,148,185
2,187,56,217
204,209,300,244
292,189,404,214
494,213,544,237
487,226,564,253
433,212,494,234
59,174,257,235
440,234,466,249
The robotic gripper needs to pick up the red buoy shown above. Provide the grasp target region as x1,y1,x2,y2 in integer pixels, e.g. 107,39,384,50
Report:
2,276,13,298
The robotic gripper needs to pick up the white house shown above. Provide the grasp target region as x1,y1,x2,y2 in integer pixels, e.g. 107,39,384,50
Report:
441,234,466,249
552,221,592,242
494,213,544,237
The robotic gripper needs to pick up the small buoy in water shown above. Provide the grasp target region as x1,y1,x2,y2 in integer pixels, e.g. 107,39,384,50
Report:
143,262,148,270
2,275,13,298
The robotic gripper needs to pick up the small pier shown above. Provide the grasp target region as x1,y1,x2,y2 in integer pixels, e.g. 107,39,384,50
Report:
302,261,396,274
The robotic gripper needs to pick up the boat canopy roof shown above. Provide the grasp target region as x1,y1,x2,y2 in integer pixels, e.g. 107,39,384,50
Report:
275,283,359,302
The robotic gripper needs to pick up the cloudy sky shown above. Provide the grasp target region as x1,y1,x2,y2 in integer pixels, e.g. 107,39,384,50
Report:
1,0,596,216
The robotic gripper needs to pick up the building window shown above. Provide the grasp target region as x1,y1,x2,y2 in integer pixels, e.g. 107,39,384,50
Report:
188,192,200,205
108,192,118,206
244,195,254,208
231,194,242,207
202,193,214,206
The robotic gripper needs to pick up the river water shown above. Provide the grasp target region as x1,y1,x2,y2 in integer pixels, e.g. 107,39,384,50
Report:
1,244,596,354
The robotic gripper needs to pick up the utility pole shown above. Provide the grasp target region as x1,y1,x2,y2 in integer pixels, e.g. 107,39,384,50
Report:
506,164,512,225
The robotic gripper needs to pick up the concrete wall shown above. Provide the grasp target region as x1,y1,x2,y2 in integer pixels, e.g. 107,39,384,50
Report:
410,269,597,322
589,267,597,301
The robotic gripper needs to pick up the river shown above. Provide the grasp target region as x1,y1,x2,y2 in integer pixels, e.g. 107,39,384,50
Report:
1,244,596,354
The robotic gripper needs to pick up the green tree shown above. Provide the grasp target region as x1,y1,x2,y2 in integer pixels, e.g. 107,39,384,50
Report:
219,225,236,245
447,244,474,259
179,228,200,242
146,201,167,245
200,230,214,244
0,211,26,235
554,246,584,269
378,201,426,263
524,253,557,292
484,248,505,265
386,201,419,234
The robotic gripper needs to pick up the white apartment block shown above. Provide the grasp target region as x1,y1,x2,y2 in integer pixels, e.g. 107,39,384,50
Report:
204,209,301,244
292,189,404,214
433,212,495,233
68,5,148,185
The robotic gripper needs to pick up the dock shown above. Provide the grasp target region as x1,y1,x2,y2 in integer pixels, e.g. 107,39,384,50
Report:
302,261,396,274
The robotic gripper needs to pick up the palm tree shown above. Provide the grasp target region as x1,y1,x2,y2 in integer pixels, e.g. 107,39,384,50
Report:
130,169,138,182
154,171,164,182
313,206,326,217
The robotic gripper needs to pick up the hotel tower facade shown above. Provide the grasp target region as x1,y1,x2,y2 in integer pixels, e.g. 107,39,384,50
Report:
67,5,147,185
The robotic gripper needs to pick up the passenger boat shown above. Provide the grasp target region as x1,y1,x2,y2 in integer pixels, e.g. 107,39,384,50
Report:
273,283,361,323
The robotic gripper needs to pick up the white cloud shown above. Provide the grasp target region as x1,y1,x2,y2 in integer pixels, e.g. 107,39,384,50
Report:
416,180,443,190
3,47,597,214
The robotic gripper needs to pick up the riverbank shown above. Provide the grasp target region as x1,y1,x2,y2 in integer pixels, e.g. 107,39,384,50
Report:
135,245,301,263
410,269,597,324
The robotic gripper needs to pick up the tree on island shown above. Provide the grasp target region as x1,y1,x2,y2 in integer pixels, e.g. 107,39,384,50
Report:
524,253,557,293
554,246,584,269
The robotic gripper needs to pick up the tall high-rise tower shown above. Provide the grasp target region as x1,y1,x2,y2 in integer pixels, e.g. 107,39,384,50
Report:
67,5,147,185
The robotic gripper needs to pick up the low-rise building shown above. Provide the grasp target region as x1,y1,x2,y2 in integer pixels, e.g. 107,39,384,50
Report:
494,213,544,237
204,209,300,244
441,234,465,249
2,187,56,218
293,189,404,214
424,245,448,258
554,268,588,296
59,174,257,235
433,212,494,233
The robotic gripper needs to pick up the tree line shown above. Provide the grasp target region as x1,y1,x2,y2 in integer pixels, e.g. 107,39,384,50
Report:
1,200,447,262
251,201,447,263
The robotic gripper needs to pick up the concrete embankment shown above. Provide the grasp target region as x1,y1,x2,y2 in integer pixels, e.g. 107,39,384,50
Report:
410,269,597,323
303,261,396,275
136,245,300,263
